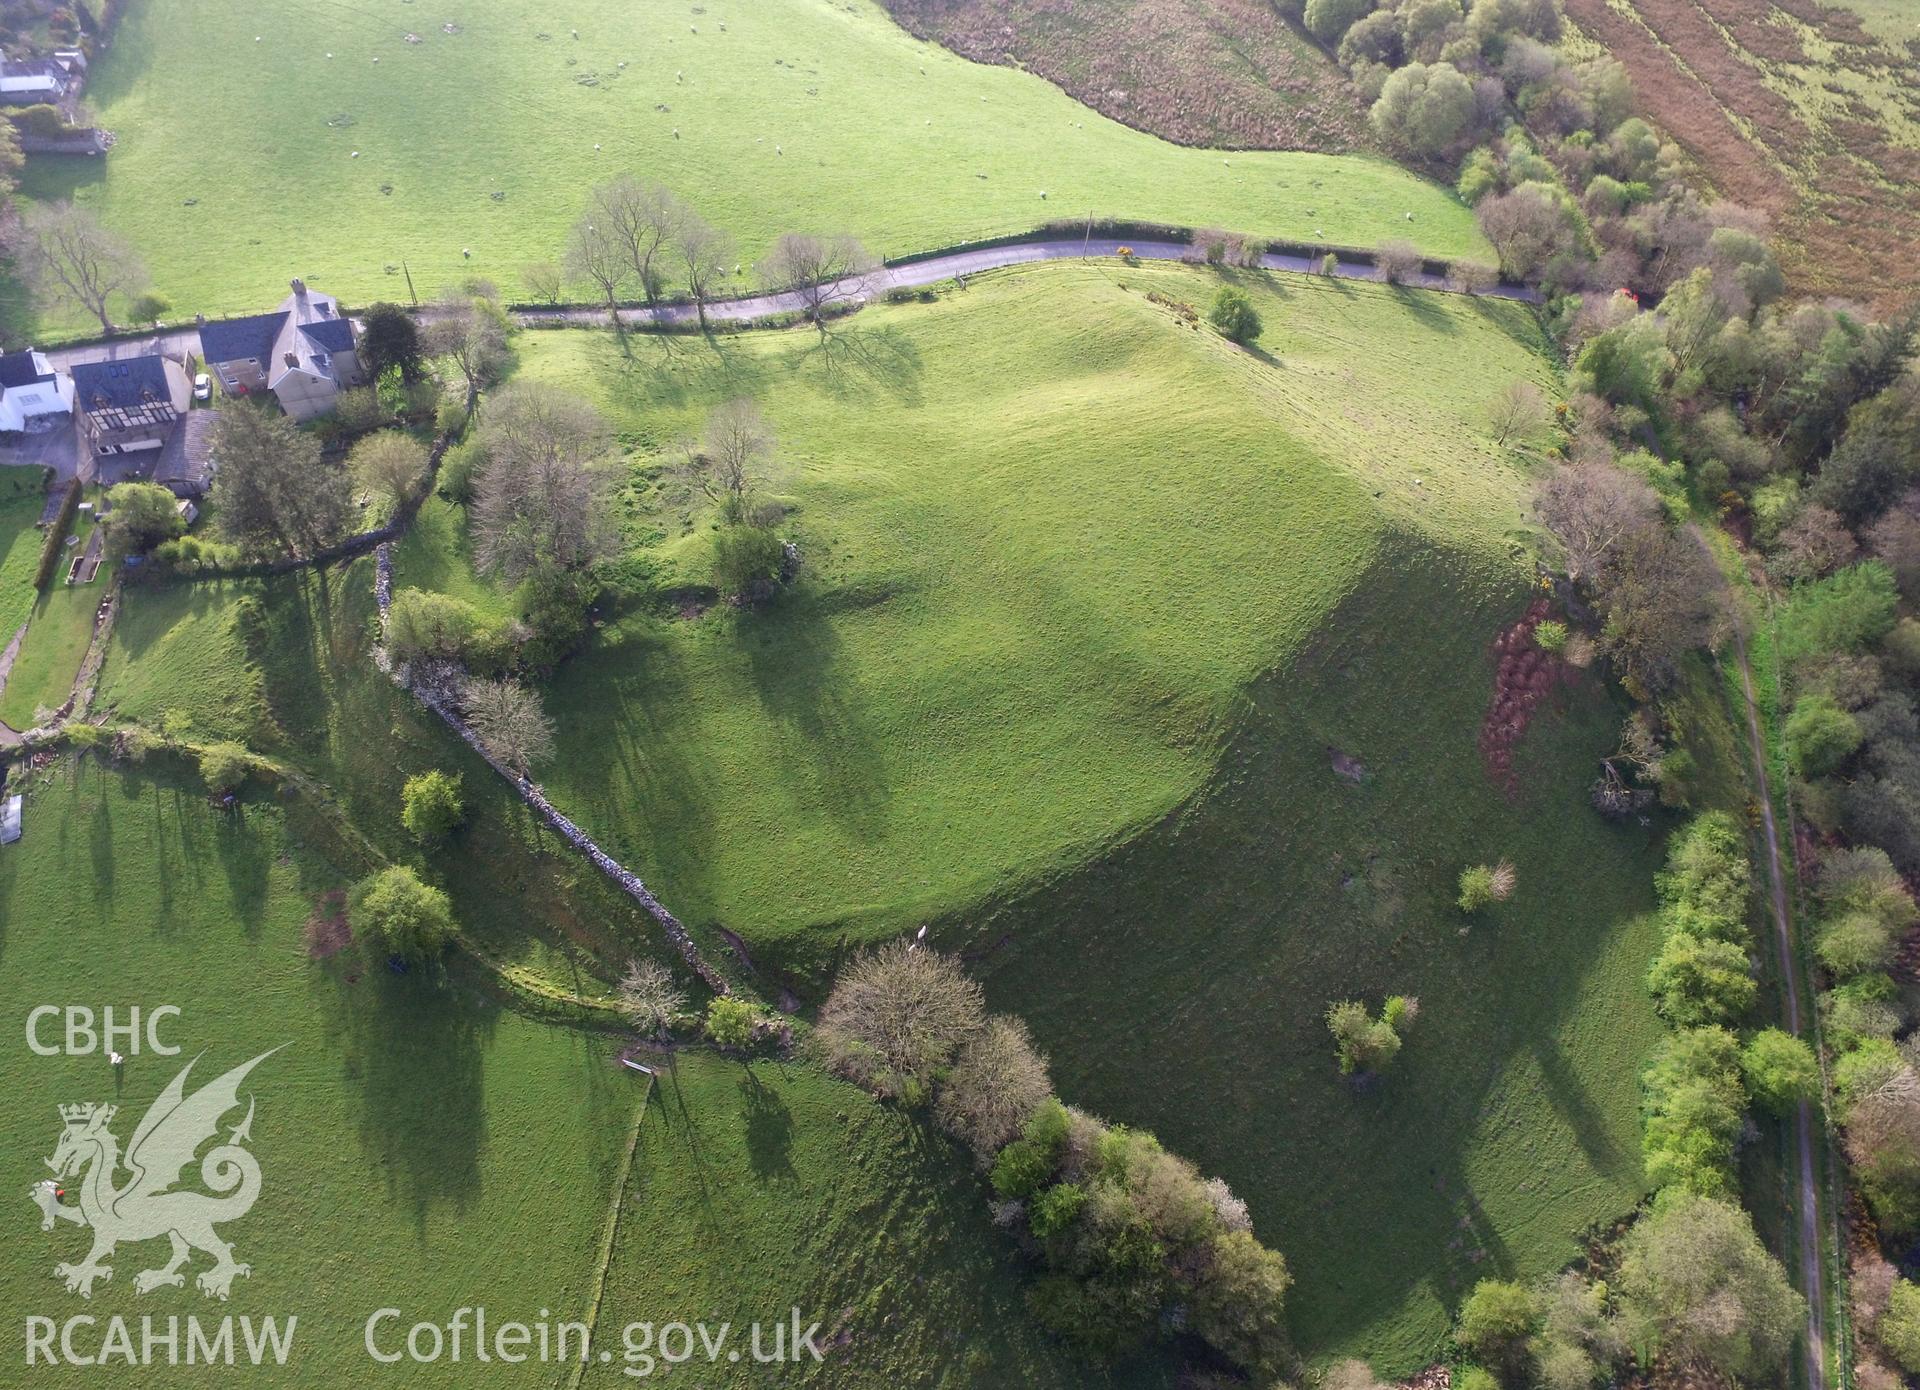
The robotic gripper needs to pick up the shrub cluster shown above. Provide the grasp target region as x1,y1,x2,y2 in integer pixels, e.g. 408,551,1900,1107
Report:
814,943,1292,1377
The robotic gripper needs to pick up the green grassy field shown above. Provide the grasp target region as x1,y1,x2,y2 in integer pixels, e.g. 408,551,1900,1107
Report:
24,0,1485,332
966,538,1665,1372
0,584,99,728
0,485,46,643
589,1055,1165,1388
49,259,1667,1371
468,263,1555,981
0,760,631,1385
0,762,1105,1384
93,561,718,997
380,265,1670,1369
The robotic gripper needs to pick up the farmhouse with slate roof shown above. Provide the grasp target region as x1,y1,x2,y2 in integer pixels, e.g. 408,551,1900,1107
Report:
0,51,83,106
0,348,72,432
70,355,190,456
198,279,365,421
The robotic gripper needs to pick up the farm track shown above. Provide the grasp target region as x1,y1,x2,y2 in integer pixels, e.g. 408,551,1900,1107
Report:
1730,620,1828,1390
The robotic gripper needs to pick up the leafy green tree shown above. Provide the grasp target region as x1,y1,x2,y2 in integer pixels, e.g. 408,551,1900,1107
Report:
400,770,464,844
350,865,455,962
1780,561,1898,665
1616,1192,1803,1382
1646,932,1755,1027
386,589,486,666
198,741,252,797
1458,861,1514,911
1641,1027,1746,1197
1816,910,1896,978
1303,0,1373,44
1739,1029,1819,1114
1327,999,1402,1075
1030,1182,1087,1239
713,524,785,602
1786,692,1862,777
359,302,424,384
1370,61,1478,158
1534,620,1569,652
1882,1279,1920,1374
704,996,761,1048
1456,1279,1539,1375
1188,1229,1293,1380
210,400,354,559
348,430,430,514
103,481,185,562
1207,287,1262,345
991,1099,1071,1198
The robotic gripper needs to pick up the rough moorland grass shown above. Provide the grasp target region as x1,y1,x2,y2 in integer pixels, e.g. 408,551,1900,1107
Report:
882,0,1373,152
0,584,99,727
25,0,1485,331
1562,0,1920,311
0,764,1099,1386
468,263,1555,979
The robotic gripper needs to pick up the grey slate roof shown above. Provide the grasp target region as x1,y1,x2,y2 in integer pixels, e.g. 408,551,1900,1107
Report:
198,311,287,366
0,349,52,389
297,318,356,353
72,356,174,411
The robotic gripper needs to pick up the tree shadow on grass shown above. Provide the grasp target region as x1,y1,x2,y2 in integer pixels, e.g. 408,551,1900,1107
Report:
738,593,893,843
739,1066,795,1180
325,961,493,1231
784,326,924,406
1389,284,1463,335
961,539,1659,1368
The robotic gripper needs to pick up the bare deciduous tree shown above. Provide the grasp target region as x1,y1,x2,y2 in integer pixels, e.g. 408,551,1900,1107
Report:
565,214,630,323
674,398,787,523
1593,524,1728,696
472,381,615,582
348,430,429,513
1533,457,1662,583
814,940,985,1099
11,201,147,333
934,1016,1052,1162
676,211,736,331
462,676,555,777
615,959,688,1036
424,298,509,412
758,232,877,332
1488,380,1550,446
520,260,565,307
1375,238,1422,285
590,176,685,306
1769,503,1859,583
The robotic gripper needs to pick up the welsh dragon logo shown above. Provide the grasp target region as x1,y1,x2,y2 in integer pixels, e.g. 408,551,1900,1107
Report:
29,1049,278,1300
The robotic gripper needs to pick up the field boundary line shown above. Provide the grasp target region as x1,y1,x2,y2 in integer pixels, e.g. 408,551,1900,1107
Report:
565,1081,653,1390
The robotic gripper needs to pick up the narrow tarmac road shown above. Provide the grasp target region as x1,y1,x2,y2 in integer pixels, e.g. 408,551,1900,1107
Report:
522,235,1540,331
